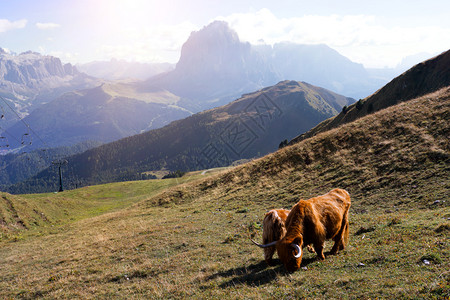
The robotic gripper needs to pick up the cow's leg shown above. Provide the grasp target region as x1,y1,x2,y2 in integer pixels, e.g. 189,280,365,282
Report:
339,220,349,250
331,211,349,254
314,242,325,260
331,230,344,254
264,247,276,265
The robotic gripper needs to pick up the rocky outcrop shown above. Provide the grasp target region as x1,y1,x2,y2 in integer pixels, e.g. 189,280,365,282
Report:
0,50,80,86
0,49,99,128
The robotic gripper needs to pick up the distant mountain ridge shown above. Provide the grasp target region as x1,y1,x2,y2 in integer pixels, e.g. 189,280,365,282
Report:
8,80,353,193
255,42,379,98
3,83,191,149
290,49,450,144
0,49,79,86
0,48,99,128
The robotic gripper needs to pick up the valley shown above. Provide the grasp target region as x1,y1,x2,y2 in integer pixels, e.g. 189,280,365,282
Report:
7,80,354,194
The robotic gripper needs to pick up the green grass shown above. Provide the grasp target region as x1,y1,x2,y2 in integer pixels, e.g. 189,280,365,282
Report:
0,90,449,299
0,170,218,241
102,82,180,105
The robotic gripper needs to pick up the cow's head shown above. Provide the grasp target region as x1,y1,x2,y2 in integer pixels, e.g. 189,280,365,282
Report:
251,236,303,272
276,236,303,272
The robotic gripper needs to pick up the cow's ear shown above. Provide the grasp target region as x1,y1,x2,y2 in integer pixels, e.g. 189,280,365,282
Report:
293,237,302,246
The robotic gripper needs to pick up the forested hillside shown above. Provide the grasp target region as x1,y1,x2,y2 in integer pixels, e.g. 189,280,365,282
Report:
0,141,102,190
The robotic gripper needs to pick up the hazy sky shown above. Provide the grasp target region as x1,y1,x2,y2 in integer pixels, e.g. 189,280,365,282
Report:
1,0,449,68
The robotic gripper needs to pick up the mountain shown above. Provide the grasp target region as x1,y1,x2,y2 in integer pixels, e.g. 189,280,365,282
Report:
77,59,174,80
290,49,450,144
256,42,383,99
0,49,99,127
7,80,353,193
10,45,450,194
142,21,279,112
143,21,384,111
367,52,438,83
3,82,191,149
2,21,275,151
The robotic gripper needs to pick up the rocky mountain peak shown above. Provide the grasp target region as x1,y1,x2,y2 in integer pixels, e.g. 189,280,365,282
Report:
175,20,252,75
0,50,80,85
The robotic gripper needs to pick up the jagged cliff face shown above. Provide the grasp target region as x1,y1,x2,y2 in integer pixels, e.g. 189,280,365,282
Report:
0,51,79,85
0,49,99,126
144,21,279,110
175,21,272,82
0,50,91,92
176,21,246,74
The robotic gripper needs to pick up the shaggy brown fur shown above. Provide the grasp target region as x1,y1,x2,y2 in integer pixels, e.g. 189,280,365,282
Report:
262,209,290,265
276,188,351,272
258,209,316,265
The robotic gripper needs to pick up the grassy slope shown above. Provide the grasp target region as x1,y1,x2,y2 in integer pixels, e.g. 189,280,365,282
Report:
290,49,450,144
101,82,181,105
0,171,213,241
0,89,449,299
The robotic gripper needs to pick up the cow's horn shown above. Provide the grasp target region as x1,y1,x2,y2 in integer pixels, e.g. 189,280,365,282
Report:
251,239,278,248
291,243,302,258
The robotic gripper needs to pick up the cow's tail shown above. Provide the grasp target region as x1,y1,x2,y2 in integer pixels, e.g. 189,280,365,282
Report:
341,208,350,248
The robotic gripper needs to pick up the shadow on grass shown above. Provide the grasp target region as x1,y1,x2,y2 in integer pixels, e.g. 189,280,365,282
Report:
204,257,318,288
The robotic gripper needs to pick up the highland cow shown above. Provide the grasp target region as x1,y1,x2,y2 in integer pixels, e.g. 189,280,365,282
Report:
252,209,315,265
252,188,350,272
259,209,290,265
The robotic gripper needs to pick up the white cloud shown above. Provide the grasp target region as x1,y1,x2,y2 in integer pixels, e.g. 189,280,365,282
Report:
56,52,81,63
94,21,198,63
0,19,27,33
217,8,450,68
36,22,61,30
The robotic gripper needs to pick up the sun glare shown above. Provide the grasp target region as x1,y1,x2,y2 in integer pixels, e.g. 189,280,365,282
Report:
96,0,163,29
74,0,183,62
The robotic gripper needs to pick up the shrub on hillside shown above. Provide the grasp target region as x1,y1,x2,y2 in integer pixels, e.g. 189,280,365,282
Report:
162,170,186,179
356,99,364,110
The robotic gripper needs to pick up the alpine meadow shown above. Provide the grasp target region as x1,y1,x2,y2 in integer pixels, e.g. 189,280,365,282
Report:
1,3,450,299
